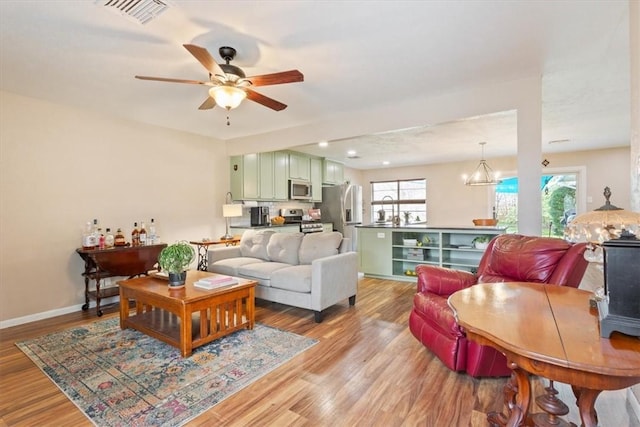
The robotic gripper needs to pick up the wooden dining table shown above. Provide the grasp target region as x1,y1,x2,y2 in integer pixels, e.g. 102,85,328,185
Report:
449,282,640,427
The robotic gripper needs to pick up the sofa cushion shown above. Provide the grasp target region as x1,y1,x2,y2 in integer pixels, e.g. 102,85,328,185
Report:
239,229,275,260
270,265,312,293
238,262,292,282
480,235,571,283
298,231,343,264
209,257,265,277
266,232,304,265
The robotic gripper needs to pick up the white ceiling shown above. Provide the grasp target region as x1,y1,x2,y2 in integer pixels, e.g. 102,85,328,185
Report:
0,1,631,169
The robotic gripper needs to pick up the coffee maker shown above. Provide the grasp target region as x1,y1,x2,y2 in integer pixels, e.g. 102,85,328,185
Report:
250,206,269,226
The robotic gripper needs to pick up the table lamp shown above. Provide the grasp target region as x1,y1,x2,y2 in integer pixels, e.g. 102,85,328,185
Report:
221,192,243,240
565,186,640,263
566,187,640,338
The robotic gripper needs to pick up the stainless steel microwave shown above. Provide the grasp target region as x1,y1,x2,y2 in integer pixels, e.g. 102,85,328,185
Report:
289,180,312,200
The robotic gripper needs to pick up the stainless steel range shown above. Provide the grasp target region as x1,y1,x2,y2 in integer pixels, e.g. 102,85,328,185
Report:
280,208,324,233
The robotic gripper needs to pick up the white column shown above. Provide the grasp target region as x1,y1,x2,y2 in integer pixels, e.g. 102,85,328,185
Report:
517,77,543,235
631,0,640,212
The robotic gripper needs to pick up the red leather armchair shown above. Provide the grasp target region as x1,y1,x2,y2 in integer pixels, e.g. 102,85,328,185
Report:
408,234,588,377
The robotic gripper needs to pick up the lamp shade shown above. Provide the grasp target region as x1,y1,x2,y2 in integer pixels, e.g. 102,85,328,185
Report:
209,86,246,110
566,187,640,244
222,203,243,218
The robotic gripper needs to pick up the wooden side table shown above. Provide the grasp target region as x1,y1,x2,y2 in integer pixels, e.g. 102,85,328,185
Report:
189,237,241,271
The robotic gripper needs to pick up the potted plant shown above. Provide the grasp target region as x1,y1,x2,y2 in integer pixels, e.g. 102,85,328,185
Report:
158,241,195,288
472,235,492,250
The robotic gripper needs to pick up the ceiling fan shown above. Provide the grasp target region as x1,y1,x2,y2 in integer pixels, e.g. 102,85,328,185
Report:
135,44,303,112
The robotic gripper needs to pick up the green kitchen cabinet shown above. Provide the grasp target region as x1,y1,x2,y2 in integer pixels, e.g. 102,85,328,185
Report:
230,154,259,200
274,151,289,200
259,152,274,199
357,228,392,276
310,157,323,202
323,159,344,185
289,152,310,181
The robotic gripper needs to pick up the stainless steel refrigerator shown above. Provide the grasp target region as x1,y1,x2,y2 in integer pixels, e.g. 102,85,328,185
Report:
317,183,363,251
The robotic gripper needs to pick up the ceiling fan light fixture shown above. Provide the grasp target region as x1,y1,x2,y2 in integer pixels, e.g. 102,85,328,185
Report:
465,142,502,186
209,85,246,110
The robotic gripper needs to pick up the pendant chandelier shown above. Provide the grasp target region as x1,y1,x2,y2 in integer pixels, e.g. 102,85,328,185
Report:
464,142,502,186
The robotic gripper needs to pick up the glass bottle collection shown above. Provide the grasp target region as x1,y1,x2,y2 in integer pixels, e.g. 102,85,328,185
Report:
81,218,159,250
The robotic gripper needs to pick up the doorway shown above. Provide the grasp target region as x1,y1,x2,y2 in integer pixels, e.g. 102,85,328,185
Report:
495,173,578,237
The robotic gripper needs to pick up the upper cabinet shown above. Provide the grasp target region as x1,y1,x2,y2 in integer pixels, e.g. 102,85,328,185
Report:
231,152,288,201
288,152,310,181
230,154,259,200
310,157,323,202
230,151,338,201
323,159,344,185
273,151,289,200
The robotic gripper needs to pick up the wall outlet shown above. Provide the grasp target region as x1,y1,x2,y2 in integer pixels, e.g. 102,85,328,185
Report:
377,232,385,238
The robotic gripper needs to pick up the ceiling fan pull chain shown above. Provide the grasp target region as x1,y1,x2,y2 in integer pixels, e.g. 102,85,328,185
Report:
227,115,231,126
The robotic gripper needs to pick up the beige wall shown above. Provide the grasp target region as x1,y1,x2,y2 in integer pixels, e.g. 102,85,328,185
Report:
359,146,630,226
0,91,229,324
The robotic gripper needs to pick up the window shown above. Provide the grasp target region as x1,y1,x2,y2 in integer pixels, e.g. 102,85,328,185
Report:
371,179,426,224
494,173,577,236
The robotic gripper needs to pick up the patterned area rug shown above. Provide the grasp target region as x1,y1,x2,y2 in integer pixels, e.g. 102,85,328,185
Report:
16,318,317,426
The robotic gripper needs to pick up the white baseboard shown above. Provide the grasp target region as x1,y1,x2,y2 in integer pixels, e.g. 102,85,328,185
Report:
629,388,640,423
0,295,120,329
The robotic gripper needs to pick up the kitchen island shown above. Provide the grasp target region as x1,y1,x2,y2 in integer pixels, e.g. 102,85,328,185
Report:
356,224,506,281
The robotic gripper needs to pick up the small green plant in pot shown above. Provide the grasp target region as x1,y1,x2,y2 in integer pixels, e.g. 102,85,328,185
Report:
472,235,492,250
158,241,195,288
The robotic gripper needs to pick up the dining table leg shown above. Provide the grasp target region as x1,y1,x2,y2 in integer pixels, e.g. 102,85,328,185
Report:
487,362,531,427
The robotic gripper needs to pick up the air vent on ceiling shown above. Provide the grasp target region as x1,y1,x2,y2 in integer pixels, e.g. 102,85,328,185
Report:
97,0,170,25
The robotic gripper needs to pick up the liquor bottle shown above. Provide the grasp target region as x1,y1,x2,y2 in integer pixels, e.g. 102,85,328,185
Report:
91,218,100,247
131,222,140,247
148,218,157,245
105,228,115,248
98,229,105,250
82,221,95,250
114,228,126,247
139,221,147,246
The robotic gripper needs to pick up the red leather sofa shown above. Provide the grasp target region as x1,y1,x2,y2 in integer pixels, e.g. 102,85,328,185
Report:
408,234,588,377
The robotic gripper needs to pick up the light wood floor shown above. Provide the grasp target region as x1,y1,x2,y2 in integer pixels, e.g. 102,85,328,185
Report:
1,271,638,426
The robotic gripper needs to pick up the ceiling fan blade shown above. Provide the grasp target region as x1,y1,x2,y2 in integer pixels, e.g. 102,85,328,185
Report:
198,97,216,110
135,75,211,85
246,70,304,87
183,44,225,77
245,89,287,111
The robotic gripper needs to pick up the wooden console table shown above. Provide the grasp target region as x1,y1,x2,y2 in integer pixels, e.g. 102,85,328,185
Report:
449,282,640,427
76,244,166,316
189,237,241,271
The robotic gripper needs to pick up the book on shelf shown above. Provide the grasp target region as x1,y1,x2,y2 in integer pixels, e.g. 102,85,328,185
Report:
194,275,238,290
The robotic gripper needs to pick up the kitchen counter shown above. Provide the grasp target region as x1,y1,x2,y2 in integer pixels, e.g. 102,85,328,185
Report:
357,223,507,232
230,223,334,234
357,225,506,281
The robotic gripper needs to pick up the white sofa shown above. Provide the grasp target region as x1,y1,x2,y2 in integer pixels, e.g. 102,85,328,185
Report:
207,229,358,322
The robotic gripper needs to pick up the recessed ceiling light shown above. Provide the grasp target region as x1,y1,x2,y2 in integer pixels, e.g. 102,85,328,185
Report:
318,141,328,148
347,150,357,157
383,161,390,165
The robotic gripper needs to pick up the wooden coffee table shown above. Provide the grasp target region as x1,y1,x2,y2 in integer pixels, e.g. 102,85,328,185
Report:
118,270,256,357
449,282,640,427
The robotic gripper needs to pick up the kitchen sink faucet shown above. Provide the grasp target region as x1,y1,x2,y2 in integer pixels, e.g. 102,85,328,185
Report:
382,195,396,226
